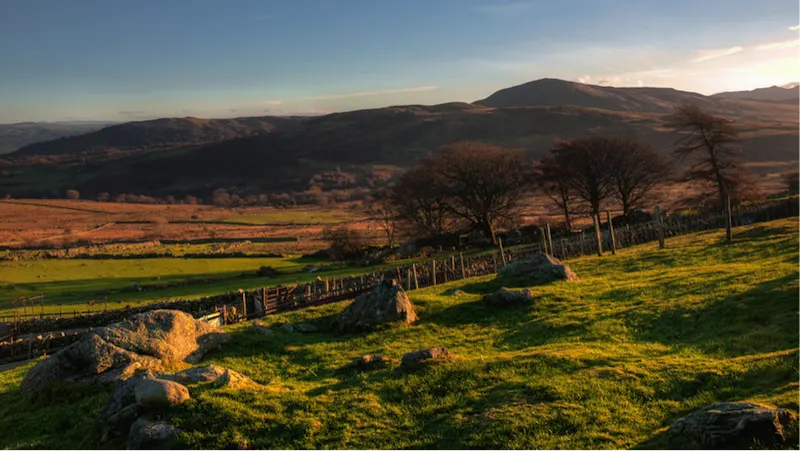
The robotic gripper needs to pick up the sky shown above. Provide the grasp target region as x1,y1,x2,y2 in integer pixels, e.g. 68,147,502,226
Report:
0,0,798,122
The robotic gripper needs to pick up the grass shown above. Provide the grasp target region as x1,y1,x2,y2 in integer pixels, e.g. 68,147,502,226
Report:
218,210,356,225
0,218,797,449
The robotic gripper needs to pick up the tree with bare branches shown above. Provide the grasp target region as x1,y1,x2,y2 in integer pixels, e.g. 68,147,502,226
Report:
606,137,668,216
550,137,616,217
536,157,576,230
366,188,399,248
389,163,455,238
433,141,532,244
669,104,755,210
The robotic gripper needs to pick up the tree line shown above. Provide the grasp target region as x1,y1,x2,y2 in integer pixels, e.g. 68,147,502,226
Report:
365,104,782,248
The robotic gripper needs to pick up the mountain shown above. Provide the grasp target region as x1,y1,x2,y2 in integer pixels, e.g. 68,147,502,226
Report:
0,121,118,154
1,79,797,199
711,85,800,103
474,78,731,113
11,116,302,157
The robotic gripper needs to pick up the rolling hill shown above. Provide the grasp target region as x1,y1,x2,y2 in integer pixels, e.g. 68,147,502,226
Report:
0,79,797,199
0,121,118,154
11,116,303,157
712,84,800,103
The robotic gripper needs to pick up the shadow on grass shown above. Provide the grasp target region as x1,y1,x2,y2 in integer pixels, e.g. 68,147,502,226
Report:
635,272,799,356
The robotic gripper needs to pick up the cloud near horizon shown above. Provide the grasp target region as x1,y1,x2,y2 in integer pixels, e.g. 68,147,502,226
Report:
690,46,744,63
755,39,800,51
307,85,439,100
790,25,800,31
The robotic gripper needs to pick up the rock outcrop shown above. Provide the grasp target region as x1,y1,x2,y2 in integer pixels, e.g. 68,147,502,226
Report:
499,253,578,284
134,378,190,408
127,417,181,450
333,280,418,333
667,402,798,448
400,347,453,370
483,287,534,307
21,310,228,395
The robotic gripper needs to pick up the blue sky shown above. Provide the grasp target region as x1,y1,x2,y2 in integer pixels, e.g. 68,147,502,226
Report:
0,0,798,122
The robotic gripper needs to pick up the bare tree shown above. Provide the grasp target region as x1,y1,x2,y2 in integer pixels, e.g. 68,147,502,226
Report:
390,163,455,237
551,137,616,216
536,157,576,230
366,188,399,248
669,104,754,210
606,137,668,216
433,141,532,244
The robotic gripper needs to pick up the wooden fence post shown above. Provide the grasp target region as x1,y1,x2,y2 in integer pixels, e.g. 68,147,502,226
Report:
222,304,227,325
499,237,507,266
593,213,604,257
545,224,554,257
579,230,585,255
459,252,465,279
654,206,665,249
412,263,419,289
606,211,617,255
241,291,247,319
725,195,733,244
406,269,412,291
432,261,437,286
540,227,548,254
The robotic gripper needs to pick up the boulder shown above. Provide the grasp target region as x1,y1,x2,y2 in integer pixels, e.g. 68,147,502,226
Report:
134,378,190,408
213,368,261,389
250,320,274,336
333,279,418,333
293,323,318,333
21,310,228,395
340,355,398,372
483,287,534,308
400,347,453,370
667,402,798,448
98,370,161,442
168,365,228,384
127,417,180,450
498,253,578,284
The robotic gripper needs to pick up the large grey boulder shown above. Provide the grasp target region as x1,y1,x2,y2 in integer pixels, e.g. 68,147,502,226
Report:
167,364,228,384
499,253,578,284
333,280,418,333
134,378,190,408
667,402,798,448
21,310,228,395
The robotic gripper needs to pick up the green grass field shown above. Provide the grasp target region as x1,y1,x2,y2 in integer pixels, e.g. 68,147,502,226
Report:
0,218,797,449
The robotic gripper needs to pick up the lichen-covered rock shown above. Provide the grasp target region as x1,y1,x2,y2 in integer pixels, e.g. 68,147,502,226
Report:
21,310,228,395
213,368,261,389
400,347,453,370
483,287,534,308
95,309,229,364
340,355,397,372
127,417,180,450
167,365,228,384
499,254,578,284
134,378,190,408
333,280,417,333
667,402,799,449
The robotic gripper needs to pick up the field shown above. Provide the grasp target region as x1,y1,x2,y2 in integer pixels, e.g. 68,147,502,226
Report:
0,217,796,449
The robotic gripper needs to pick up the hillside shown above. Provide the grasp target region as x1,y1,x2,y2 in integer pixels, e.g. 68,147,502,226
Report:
0,218,796,449
11,116,303,157
712,85,800,103
0,121,118,154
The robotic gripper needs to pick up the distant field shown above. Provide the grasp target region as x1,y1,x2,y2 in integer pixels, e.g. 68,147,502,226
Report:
219,209,355,225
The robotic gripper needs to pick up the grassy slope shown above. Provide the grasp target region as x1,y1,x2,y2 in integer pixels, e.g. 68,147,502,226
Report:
0,218,797,449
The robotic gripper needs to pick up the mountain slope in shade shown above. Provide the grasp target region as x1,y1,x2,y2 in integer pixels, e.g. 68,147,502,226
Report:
0,121,118,154
474,78,728,113
11,116,302,157
712,85,800,102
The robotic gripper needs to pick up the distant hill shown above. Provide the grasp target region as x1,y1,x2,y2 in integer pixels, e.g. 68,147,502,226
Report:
1,79,797,199
474,78,731,113
0,121,118,154
711,85,800,103
11,116,302,157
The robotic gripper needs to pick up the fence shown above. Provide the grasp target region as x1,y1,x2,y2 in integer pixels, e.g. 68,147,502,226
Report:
1,197,796,364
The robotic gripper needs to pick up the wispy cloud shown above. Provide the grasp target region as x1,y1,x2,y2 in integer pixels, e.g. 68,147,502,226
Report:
473,1,538,16
690,46,743,63
790,25,800,31
755,39,800,51
307,86,438,100
262,100,283,105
